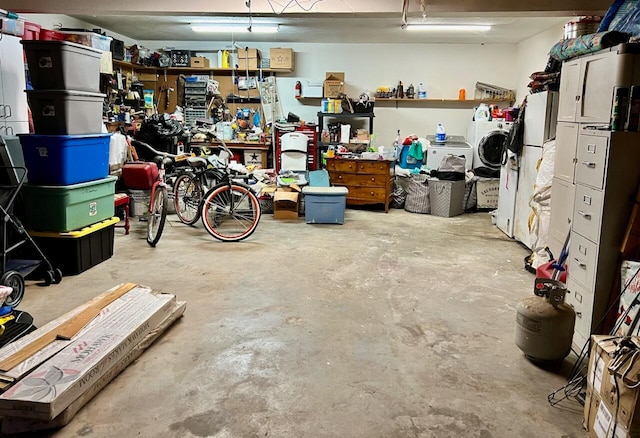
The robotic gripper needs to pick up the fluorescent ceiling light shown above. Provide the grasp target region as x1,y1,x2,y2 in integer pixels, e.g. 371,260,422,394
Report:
191,24,279,33
404,24,491,32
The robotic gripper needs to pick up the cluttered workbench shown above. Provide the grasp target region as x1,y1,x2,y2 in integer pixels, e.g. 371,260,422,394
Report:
190,140,270,168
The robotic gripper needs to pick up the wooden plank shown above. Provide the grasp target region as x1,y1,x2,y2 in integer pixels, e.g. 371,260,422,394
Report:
0,283,137,372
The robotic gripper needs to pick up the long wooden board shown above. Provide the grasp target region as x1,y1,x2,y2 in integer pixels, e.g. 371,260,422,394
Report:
0,283,137,372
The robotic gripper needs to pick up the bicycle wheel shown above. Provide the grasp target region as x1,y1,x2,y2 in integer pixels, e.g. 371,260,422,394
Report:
147,186,168,247
201,183,261,242
174,173,203,225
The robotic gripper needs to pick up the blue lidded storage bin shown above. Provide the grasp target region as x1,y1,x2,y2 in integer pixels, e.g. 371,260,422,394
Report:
302,186,348,224
18,133,111,185
399,144,423,170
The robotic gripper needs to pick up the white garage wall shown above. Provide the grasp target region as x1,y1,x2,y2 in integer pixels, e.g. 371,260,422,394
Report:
513,25,564,104
142,40,519,147
17,14,560,148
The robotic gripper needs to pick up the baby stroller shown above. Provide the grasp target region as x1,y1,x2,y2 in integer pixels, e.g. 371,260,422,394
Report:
0,163,61,308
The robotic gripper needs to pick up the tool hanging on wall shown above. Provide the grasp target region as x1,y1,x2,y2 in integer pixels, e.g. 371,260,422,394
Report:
160,85,174,111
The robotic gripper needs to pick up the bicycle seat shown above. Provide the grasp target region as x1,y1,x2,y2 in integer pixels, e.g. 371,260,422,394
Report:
187,157,208,168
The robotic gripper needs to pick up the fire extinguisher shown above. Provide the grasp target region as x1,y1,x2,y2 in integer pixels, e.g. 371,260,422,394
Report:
295,81,302,98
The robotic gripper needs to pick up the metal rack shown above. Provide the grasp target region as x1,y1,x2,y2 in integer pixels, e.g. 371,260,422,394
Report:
474,82,516,101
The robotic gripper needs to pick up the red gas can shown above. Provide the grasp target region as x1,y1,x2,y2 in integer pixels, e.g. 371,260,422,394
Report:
122,162,159,190
536,260,567,284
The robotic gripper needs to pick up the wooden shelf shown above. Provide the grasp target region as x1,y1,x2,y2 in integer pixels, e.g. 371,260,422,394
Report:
112,60,293,74
375,98,514,103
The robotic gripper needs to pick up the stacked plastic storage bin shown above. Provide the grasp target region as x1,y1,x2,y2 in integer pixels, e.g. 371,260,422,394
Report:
18,38,117,275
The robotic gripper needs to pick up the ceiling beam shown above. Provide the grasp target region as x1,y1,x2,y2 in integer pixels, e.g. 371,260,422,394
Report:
5,0,610,17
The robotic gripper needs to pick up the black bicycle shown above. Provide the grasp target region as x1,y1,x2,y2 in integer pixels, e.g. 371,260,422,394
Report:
173,143,261,242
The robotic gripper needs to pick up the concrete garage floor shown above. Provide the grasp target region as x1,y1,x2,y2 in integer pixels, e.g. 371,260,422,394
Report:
18,209,586,438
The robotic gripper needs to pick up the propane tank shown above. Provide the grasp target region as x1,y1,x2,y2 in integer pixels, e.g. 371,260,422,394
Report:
515,278,576,363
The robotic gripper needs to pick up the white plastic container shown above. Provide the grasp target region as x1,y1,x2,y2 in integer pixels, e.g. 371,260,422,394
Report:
435,124,446,143
418,83,427,99
27,90,106,135
22,40,102,92
475,103,490,121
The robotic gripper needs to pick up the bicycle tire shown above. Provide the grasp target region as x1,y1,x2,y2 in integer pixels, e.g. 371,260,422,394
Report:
174,173,203,225
201,183,261,242
147,186,168,247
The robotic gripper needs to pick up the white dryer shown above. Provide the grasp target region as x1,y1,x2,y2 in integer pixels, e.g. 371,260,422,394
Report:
467,120,513,170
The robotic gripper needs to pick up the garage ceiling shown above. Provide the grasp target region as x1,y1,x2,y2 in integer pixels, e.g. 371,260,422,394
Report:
9,0,611,44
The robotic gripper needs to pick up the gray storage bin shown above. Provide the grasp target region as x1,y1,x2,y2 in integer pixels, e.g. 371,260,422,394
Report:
27,90,106,135
429,179,465,217
22,40,102,92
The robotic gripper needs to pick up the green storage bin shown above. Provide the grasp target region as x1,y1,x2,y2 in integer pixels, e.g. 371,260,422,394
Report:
22,176,117,232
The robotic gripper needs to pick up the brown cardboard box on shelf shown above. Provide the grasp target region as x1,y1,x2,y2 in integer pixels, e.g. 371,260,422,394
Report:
274,186,301,220
238,48,260,59
190,56,210,68
237,48,261,70
270,48,294,69
324,72,345,98
356,129,370,141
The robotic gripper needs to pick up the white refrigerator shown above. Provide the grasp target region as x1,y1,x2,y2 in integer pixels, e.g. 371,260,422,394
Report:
513,91,559,247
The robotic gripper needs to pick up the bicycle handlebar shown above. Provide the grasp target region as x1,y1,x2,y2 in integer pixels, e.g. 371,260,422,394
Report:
130,139,187,160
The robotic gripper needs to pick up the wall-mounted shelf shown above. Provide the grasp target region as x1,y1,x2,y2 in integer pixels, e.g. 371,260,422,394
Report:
374,97,515,109
112,60,293,74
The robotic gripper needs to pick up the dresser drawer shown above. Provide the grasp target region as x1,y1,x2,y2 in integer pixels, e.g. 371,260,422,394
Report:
331,172,389,187
575,133,608,189
347,186,388,201
354,161,391,175
565,280,595,345
572,185,603,243
568,232,598,291
326,159,357,173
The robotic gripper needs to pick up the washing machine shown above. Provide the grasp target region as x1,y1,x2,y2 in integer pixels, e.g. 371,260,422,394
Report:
424,135,473,171
467,120,513,170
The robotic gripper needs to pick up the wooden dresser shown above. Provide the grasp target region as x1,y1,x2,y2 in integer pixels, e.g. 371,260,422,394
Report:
326,158,394,213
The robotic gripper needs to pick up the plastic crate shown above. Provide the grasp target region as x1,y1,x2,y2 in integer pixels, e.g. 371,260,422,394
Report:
58,31,112,52
170,50,190,67
18,133,111,185
301,186,348,224
29,217,118,275
26,90,106,135
22,40,102,92
21,176,117,232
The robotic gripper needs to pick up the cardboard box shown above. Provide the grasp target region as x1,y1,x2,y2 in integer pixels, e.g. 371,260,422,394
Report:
270,48,294,69
238,57,260,70
238,48,260,59
237,48,261,70
324,72,345,98
244,150,265,168
356,129,370,141
274,187,300,220
0,299,186,434
190,56,210,68
584,386,633,438
0,287,178,420
476,178,499,209
585,335,640,435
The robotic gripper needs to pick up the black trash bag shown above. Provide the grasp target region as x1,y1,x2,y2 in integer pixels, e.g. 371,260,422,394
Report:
135,114,188,159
